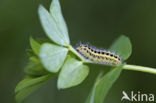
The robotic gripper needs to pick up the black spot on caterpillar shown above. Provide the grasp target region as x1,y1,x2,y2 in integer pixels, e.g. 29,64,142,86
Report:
75,43,122,65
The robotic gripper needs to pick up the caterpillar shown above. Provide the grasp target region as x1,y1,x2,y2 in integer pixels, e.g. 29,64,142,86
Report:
75,43,122,66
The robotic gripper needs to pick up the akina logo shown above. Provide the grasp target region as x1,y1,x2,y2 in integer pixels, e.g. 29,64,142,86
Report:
121,91,155,102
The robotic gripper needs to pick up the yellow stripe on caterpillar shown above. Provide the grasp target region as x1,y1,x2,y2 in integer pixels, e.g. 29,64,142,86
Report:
75,43,122,66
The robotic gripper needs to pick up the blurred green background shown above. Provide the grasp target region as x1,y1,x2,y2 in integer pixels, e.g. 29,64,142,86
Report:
0,0,156,103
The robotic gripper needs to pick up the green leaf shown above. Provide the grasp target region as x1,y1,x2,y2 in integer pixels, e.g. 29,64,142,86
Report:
57,56,89,89
16,82,45,103
24,56,48,76
15,74,53,103
15,74,52,93
109,35,132,61
35,38,52,44
50,0,70,45
25,49,48,76
38,4,69,46
26,49,36,57
86,64,124,103
85,82,97,103
39,43,68,73
30,37,41,56
85,72,103,103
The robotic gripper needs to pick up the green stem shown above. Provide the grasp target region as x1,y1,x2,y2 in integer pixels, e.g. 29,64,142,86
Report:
69,45,156,75
123,64,156,75
68,45,86,62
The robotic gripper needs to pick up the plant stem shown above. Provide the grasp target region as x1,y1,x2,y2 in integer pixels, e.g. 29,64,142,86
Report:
68,45,86,62
69,45,156,75
123,64,156,75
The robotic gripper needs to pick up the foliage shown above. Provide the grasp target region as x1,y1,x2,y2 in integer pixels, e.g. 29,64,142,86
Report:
15,0,156,103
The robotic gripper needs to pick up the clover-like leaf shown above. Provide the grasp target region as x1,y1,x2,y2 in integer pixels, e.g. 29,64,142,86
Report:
39,43,68,72
15,74,53,103
85,81,97,103
50,0,70,45
57,56,89,89
30,37,51,56
24,55,48,76
86,64,124,103
30,37,41,56
94,64,123,103
38,3,69,46
26,49,36,57
110,35,132,61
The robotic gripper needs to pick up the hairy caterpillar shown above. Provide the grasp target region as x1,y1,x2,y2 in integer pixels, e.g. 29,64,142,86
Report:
75,43,122,65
